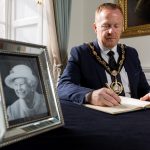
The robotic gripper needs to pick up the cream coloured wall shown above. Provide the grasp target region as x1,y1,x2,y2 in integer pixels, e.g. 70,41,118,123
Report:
120,36,150,68
68,0,84,50
68,0,150,68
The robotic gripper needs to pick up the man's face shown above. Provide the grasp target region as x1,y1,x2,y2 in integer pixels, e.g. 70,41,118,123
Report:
93,8,123,49
13,78,32,99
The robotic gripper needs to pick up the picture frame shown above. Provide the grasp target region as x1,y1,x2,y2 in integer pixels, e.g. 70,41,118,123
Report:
0,38,64,148
118,0,150,37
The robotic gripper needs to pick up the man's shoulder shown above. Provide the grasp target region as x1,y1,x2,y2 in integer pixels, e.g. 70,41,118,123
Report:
71,41,94,52
69,42,97,59
119,43,138,54
119,44,139,60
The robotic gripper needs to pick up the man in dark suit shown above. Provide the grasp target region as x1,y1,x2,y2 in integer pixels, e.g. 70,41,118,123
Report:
57,3,150,106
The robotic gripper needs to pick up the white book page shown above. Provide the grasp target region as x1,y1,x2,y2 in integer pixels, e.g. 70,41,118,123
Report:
120,96,150,108
84,96,150,115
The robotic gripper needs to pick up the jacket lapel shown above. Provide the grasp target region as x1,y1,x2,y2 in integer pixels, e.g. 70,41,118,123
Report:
92,40,108,86
122,47,137,97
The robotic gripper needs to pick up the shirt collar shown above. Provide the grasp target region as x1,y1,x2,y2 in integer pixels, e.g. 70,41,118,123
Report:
98,41,117,55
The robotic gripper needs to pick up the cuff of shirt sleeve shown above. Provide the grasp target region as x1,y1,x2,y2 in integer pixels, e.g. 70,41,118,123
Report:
85,91,93,104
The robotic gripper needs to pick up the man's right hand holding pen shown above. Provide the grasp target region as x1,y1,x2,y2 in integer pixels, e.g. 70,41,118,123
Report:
86,83,121,107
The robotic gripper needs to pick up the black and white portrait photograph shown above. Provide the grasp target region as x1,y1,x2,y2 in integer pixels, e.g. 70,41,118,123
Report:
0,53,50,127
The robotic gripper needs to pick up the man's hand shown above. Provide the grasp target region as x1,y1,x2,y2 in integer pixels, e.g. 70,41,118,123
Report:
140,93,150,101
87,88,121,107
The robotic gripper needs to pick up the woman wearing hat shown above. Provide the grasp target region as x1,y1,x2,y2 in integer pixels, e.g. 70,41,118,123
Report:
5,64,48,121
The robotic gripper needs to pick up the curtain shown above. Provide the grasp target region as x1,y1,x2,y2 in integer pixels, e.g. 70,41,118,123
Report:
45,0,72,84
53,0,72,72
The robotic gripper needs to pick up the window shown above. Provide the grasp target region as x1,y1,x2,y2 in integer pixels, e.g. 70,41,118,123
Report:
0,0,6,38
0,0,44,44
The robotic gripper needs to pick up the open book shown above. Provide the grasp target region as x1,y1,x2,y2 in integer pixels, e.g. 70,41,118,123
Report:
84,96,150,114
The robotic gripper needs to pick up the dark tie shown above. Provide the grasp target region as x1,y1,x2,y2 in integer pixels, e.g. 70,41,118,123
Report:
107,51,117,70
107,50,125,96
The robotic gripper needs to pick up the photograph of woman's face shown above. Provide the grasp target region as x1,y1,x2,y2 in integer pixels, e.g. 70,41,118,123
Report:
13,78,33,99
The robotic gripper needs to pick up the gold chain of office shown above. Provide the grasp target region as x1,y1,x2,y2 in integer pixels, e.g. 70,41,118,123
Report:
87,43,125,77
87,43,125,95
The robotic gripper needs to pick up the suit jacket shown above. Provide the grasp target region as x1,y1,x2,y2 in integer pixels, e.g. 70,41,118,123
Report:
57,40,150,104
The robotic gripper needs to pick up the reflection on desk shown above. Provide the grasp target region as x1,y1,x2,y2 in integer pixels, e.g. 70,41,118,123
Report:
2,100,150,150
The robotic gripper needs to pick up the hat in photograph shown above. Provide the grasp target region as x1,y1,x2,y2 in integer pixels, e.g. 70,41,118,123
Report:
5,64,37,89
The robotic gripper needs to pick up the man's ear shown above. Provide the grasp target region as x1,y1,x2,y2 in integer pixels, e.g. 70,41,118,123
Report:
92,23,97,33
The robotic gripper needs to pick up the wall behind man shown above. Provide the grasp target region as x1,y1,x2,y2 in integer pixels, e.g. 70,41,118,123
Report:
68,0,150,68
